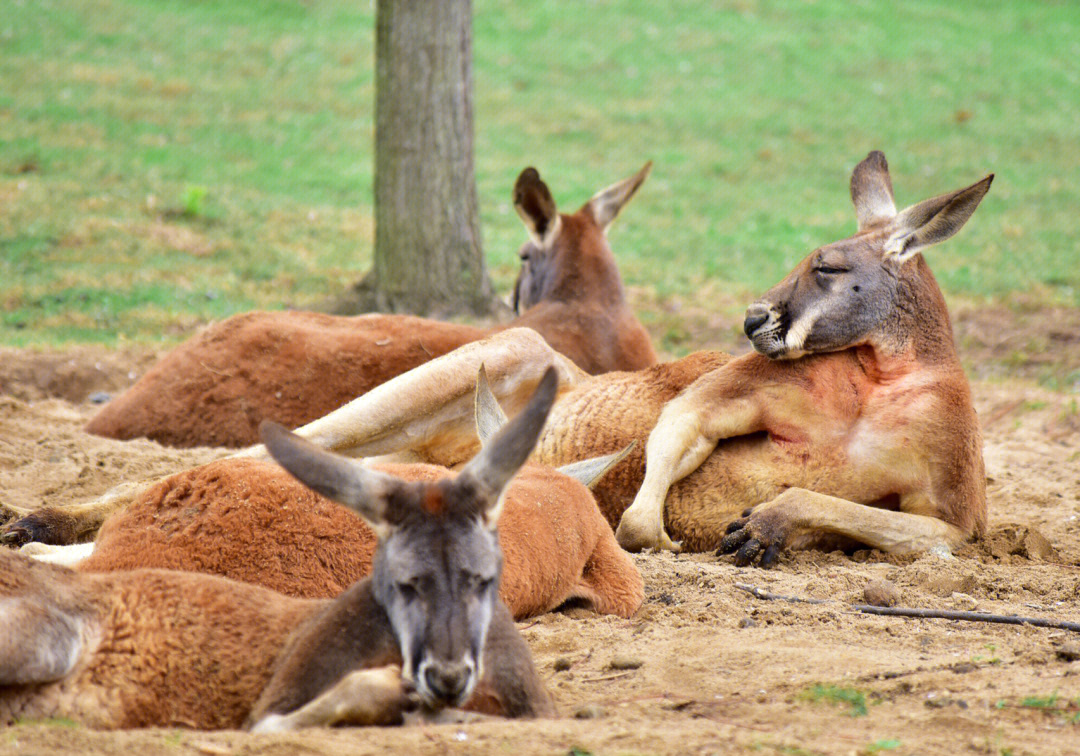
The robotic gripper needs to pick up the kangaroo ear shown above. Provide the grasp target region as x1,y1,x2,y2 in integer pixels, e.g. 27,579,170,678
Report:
474,364,509,448
513,167,560,245
884,174,994,264
850,151,897,230
556,441,636,489
259,420,403,538
584,161,651,232
457,366,558,528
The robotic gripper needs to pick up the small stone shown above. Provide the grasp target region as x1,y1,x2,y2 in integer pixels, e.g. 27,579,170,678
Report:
1056,642,1080,662
553,657,573,672
88,391,112,404
863,579,901,607
608,656,644,671
738,617,758,628
1019,528,1057,561
573,705,604,719
950,592,978,611
928,544,954,560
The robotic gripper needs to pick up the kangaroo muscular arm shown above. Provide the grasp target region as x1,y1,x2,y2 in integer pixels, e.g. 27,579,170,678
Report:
615,367,766,552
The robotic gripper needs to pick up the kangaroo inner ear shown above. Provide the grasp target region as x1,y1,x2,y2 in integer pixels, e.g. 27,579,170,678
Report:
473,364,509,448
258,420,400,538
850,150,897,230
885,173,994,264
585,161,652,232
513,167,559,245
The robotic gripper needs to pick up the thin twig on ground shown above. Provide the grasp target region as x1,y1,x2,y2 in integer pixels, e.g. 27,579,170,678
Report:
734,583,828,604
581,671,635,683
734,582,1080,633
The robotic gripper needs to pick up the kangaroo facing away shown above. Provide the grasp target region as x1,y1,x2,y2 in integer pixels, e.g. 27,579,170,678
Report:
0,371,560,730
83,164,657,449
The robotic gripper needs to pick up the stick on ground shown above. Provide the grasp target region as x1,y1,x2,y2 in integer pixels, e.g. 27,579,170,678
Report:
734,583,1080,633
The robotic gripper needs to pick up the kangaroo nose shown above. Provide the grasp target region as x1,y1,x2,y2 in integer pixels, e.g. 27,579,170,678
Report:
743,305,770,338
424,662,471,702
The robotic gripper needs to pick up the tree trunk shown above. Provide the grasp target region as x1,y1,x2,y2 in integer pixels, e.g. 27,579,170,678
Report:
334,0,500,318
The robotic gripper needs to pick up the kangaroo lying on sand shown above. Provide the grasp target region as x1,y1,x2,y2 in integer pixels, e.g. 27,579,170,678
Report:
84,164,657,448
69,369,643,620
5,152,990,565
0,372,561,730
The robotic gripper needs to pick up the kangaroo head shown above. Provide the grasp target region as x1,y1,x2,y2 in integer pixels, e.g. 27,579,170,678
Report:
744,151,993,359
511,163,651,312
260,367,558,709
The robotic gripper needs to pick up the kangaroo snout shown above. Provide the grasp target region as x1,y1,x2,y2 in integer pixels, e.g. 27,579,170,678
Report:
743,304,771,338
422,659,473,704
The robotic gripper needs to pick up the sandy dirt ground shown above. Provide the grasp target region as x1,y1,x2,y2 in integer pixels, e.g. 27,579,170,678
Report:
0,329,1078,756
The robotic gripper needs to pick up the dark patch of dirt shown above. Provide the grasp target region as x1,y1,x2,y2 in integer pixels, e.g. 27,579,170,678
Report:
0,345,159,403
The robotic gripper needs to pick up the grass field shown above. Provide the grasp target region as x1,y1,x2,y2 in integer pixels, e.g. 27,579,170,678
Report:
2,0,1079,347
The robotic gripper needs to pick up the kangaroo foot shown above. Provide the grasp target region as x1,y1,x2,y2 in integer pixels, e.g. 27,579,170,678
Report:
718,498,797,568
0,508,85,547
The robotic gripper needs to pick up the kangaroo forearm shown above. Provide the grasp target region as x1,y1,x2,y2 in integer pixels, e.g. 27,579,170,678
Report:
778,490,967,553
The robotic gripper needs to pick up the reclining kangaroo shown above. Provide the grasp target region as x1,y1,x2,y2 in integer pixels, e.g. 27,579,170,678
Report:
55,369,643,621
84,164,657,448
0,371,559,729
5,152,990,563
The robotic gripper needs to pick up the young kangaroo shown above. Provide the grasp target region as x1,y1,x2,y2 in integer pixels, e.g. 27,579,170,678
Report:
0,371,560,729
84,164,657,449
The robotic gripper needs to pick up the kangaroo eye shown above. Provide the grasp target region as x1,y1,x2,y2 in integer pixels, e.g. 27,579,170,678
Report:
814,265,847,275
464,574,494,591
397,580,420,600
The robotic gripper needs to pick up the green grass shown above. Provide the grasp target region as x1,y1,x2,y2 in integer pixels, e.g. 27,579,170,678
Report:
801,683,870,717
2,0,1079,346
995,693,1080,724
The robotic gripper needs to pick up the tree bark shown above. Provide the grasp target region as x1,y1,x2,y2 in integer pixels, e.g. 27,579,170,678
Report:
334,0,500,317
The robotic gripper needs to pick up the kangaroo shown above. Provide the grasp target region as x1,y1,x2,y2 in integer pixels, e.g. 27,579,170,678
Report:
83,164,657,449
60,369,644,621
615,152,991,558
5,153,991,564
0,370,559,730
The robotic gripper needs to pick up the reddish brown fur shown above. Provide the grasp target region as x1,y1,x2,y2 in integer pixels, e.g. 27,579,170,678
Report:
537,351,733,531
85,312,486,448
78,458,643,620
0,548,550,729
86,170,656,449
1,549,312,729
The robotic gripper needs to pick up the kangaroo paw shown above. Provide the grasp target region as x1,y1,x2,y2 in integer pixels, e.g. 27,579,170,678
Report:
615,505,682,553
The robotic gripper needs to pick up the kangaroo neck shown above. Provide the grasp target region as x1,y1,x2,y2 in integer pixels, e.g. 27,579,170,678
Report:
863,260,961,376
